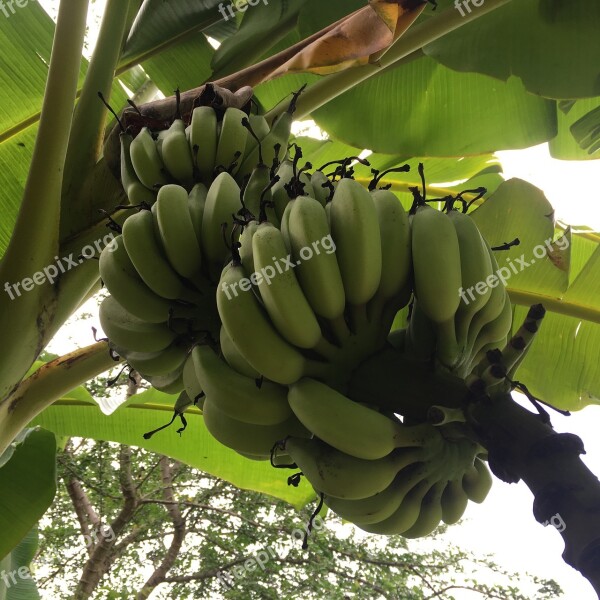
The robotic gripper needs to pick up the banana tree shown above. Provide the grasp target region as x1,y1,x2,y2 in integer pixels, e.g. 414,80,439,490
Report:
1,0,600,594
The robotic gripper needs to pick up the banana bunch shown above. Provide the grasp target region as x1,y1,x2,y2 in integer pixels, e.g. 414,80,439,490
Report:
217,174,414,387
405,207,512,377
99,177,245,388
120,102,294,203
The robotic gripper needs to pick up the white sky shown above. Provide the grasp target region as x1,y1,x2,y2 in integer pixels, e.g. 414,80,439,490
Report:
31,0,600,597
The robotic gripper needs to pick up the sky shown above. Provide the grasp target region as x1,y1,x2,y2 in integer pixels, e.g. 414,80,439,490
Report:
30,0,600,597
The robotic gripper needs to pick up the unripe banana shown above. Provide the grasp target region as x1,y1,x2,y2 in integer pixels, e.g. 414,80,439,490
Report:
411,205,462,367
155,184,203,279
310,170,332,206
99,235,172,323
129,127,168,189
288,378,443,460
182,352,204,408
145,364,185,395
252,222,322,349
161,119,195,187
125,340,189,376
243,113,270,158
99,295,176,353
238,219,260,278
447,210,493,347
238,108,293,179
217,261,308,384
120,133,157,205
201,172,242,280
192,344,291,425
188,183,208,245
190,107,218,184
202,398,309,456
462,457,493,503
287,196,345,320
271,160,313,219
122,209,192,301
219,325,259,378
329,178,382,305
371,189,411,302
401,480,446,538
440,479,470,525
215,107,248,175
242,163,279,225
285,437,426,500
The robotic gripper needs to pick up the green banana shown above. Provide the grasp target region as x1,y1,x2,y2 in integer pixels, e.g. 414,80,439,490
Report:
145,364,185,395
182,352,204,407
122,209,194,301
120,133,157,205
201,171,242,281
215,107,248,175
219,325,259,378
271,160,313,219
238,219,260,278
189,106,218,184
125,340,189,376
188,183,208,246
288,378,443,460
310,170,332,206
161,119,195,188
401,480,447,538
462,457,493,503
238,107,293,179
329,178,382,305
202,398,309,456
252,222,322,349
448,210,494,347
217,261,309,384
468,292,512,363
99,235,172,323
99,295,176,352
129,127,168,189
287,195,345,321
243,113,270,158
284,437,427,500
441,478,470,525
155,184,203,280
411,205,462,367
192,344,291,425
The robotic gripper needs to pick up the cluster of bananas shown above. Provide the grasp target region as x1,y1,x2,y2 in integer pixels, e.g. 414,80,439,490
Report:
98,87,542,539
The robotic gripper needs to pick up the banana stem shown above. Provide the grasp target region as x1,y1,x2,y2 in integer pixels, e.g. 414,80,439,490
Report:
0,0,89,401
62,0,133,234
0,343,121,456
266,0,514,122
328,314,351,345
428,405,466,426
313,337,339,361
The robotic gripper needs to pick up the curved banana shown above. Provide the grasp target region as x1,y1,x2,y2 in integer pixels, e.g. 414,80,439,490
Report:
284,437,427,500
310,170,332,206
145,364,185,395
125,340,189,377
201,171,242,281
462,457,493,503
329,178,382,305
202,398,309,456
271,160,313,219
192,344,292,425
448,210,493,348
155,184,203,280
468,291,512,364
287,195,346,321
252,222,322,349
182,352,204,408
288,378,443,460
238,219,260,278
243,163,278,225
99,235,172,323
411,205,462,367
440,479,470,525
122,209,193,301
401,480,446,538
129,127,168,190
217,261,309,384
219,325,259,378
120,133,157,205
99,295,176,353
161,119,195,188
190,106,218,184
243,113,270,158
215,107,248,175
